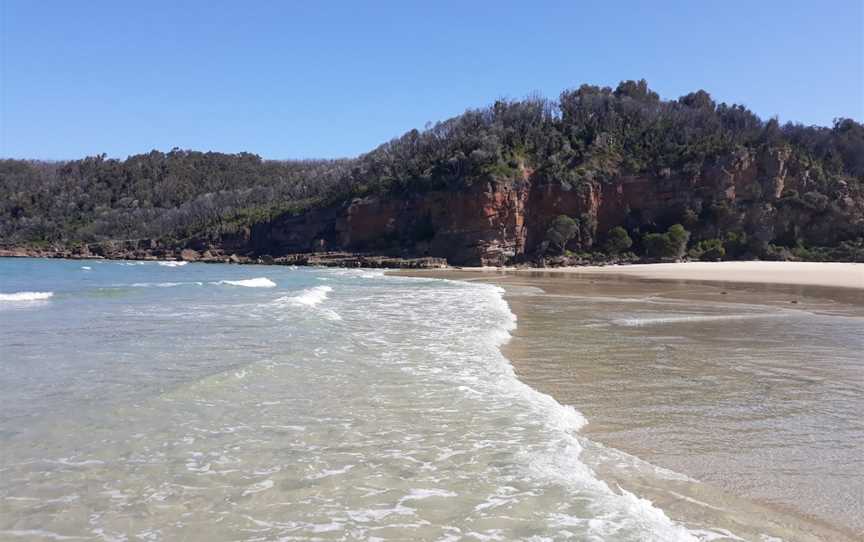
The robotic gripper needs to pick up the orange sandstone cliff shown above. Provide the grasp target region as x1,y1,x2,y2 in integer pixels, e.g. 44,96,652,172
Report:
242,146,862,265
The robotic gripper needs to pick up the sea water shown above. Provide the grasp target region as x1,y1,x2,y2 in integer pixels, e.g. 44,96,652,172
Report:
0,258,810,541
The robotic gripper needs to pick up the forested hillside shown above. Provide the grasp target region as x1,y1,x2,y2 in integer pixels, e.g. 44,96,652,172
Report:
2,80,863,263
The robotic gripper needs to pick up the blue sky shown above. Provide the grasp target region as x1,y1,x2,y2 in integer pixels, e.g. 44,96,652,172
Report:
1,0,862,160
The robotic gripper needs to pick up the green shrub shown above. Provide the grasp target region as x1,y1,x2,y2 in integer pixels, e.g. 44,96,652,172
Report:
689,238,726,261
643,233,671,259
643,224,690,260
604,226,633,255
546,215,579,254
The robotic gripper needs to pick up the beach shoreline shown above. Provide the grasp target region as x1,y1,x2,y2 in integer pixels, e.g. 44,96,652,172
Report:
442,261,864,291
395,262,864,541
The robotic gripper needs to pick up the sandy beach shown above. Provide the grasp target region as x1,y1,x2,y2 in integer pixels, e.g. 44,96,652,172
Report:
452,261,864,291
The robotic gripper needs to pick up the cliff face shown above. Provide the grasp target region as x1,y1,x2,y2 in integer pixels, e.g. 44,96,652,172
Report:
4,147,860,266
250,182,529,265
241,146,863,265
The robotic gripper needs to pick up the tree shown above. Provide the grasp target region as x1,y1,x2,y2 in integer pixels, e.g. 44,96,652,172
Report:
545,215,579,254
689,239,726,261
667,224,690,258
614,79,659,102
604,226,633,255
643,224,690,260
678,90,715,111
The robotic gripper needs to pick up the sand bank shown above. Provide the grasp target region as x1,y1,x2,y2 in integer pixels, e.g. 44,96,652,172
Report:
455,261,864,290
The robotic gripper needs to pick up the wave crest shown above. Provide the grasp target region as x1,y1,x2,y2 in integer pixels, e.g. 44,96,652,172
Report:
216,278,276,288
275,285,333,307
0,291,54,302
131,282,203,288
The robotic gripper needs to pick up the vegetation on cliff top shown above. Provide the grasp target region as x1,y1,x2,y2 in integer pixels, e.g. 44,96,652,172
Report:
1,80,863,261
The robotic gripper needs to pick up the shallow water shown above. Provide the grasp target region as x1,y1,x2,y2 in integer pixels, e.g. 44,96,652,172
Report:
0,259,741,541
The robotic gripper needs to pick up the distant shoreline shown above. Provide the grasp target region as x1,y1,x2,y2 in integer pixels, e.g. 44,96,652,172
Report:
439,261,864,291
4,251,864,290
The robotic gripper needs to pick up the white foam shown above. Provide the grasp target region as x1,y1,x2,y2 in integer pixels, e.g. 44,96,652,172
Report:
321,309,342,321
329,269,386,279
0,291,54,302
241,479,274,496
434,282,702,541
131,282,203,288
275,285,333,307
216,277,276,288
306,464,355,480
613,314,783,327
158,261,188,267
400,488,458,501
81,266,92,271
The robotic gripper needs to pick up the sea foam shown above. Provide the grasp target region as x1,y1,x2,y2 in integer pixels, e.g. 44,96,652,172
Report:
158,261,188,267
613,313,783,327
0,291,54,302
216,277,276,288
277,285,333,307
131,282,203,288
438,283,700,541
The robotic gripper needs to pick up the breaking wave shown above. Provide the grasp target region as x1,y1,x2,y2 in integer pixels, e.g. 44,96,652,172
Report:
275,285,333,307
216,277,276,288
495,289,704,539
0,291,54,302
268,286,340,320
131,282,204,288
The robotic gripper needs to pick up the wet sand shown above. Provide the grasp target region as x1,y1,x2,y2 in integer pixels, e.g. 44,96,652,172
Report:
397,265,864,541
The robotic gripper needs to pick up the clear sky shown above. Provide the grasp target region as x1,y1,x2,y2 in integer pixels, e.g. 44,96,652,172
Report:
1,0,862,160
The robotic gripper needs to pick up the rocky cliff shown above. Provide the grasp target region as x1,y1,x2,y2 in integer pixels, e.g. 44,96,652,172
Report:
6,145,860,267
234,146,864,265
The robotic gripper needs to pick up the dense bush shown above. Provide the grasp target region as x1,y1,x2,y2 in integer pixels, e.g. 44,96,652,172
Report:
688,238,726,261
604,226,633,255
0,152,352,244
643,224,691,260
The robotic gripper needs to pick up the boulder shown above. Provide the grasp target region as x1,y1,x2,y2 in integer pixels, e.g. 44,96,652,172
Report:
180,249,200,261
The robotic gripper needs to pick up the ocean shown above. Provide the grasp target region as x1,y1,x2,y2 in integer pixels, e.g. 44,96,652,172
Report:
0,259,860,541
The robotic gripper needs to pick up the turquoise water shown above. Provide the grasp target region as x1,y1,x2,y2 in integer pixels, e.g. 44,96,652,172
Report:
0,259,753,540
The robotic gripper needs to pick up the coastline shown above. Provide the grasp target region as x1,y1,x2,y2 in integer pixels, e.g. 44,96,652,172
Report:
395,262,864,541
441,261,864,291
0,249,449,269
